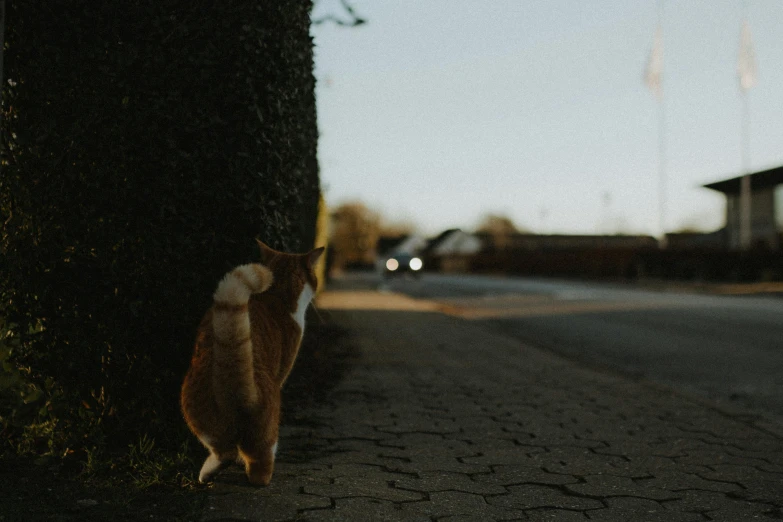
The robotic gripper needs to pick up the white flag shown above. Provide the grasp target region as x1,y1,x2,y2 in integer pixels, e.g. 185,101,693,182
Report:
644,27,663,99
738,20,757,91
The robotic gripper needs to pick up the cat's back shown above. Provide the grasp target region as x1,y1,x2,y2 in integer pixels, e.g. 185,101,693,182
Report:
185,310,215,377
248,291,301,334
247,293,302,379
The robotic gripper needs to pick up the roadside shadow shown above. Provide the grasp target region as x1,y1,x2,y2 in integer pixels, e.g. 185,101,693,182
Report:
282,308,359,415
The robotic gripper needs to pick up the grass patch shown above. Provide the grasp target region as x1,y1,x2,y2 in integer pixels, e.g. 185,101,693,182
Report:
0,444,206,522
0,313,207,521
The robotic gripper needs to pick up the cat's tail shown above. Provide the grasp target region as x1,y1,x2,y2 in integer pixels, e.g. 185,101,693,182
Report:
211,264,274,406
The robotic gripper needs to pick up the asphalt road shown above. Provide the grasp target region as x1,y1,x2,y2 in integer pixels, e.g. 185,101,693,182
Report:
366,271,783,426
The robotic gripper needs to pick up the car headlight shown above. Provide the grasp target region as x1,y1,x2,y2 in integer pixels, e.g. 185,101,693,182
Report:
409,257,423,271
386,258,399,271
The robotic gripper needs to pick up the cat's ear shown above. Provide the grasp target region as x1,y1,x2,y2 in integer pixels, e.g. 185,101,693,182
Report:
255,239,276,264
305,246,325,268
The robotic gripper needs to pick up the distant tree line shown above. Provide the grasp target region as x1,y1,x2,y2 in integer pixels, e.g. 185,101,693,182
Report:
327,200,531,271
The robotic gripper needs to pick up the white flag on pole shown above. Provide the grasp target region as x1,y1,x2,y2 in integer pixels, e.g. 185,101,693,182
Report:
738,20,757,91
644,27,663,99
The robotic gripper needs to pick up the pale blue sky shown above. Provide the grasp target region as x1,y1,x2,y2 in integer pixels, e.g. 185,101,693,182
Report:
311,1,783,236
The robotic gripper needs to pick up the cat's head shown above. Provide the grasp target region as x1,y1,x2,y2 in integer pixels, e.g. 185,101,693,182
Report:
255,239,324,302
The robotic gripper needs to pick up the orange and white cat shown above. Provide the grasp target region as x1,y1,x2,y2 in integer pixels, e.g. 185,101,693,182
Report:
180,239,324,486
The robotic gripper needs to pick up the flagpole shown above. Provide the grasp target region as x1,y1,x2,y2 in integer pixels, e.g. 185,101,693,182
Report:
738,1,753,251
740,86,751,250
658,67,667,248
644,1,666,246
656,0,667,248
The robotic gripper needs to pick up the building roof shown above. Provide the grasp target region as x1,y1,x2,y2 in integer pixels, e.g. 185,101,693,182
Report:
422,228,460,254
703,165,783,194
431,230,483,256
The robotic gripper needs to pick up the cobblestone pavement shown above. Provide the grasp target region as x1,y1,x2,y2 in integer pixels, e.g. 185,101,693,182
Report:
202,287,783,521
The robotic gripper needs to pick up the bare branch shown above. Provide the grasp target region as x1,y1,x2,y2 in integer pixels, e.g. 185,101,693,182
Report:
312,0,366,27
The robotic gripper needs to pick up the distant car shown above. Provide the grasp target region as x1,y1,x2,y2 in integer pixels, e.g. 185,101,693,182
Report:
381,252,423,278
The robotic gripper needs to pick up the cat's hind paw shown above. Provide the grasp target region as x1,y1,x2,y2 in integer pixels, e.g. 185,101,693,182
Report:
198,453,230,483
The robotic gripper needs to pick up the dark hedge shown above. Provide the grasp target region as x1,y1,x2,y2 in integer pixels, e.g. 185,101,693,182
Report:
0,0,319,451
